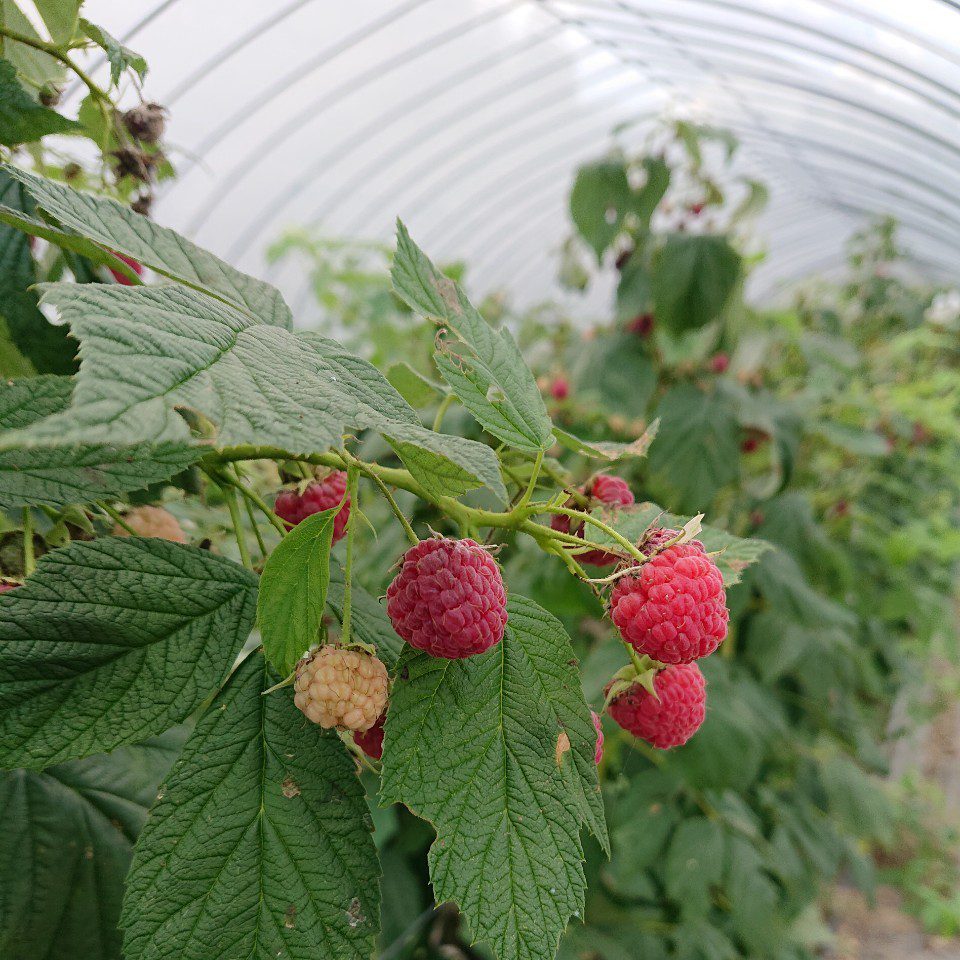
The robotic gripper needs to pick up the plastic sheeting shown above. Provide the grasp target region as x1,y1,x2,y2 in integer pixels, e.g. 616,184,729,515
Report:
69,0,960,317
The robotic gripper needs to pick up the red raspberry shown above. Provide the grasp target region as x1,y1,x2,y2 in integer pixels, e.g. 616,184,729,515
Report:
606,663,706,749
274,470,350,542
591,710,604,765
386,537,507,659
551,474,634,567
709,352,730,373
549,376,570,400
108,252,144,285
0,582,17,593
354,712,385,760
610,537,727,663
626,312,654,337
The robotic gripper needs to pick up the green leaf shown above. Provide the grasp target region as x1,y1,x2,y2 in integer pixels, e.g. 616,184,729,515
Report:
651,234,742,333
663,816,725,918
553,419,658,462
0,375,199,509
0,1,64,87
78,19,147,86
0,729,185,960
569,160,630,259
632,156,671,226
381,595,605,960
386,360,444,408
326,560,403,668
0,166,76,373
7,166,292,327
647,385,740,511
0,538,256,769
258,507,338,676
0,56,78,146
386,434,502,500
35,0,82,45
392,222,553,454
121,653,380,960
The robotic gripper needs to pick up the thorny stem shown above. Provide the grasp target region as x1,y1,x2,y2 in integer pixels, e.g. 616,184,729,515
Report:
96,499,137,535
340,466,360,646
21,507,34,576
366,470,419,545
545,506,647,563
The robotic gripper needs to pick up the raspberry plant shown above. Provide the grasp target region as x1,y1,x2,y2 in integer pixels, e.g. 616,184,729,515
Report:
0,157,763,959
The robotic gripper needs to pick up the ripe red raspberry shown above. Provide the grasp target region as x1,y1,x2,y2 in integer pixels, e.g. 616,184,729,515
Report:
386,537,507,659
108,252,144,285
709,352,730,373
591,710,604,765
293,646,388,732
549,376,570,400
275,470,350,541
610,536,727,663
354,712,385,760
606,663,706,749
113,505,186,543
551,474,634,567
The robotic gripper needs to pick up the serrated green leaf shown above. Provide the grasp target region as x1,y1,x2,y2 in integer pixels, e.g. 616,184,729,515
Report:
386,360,444,408
0,57,78,146
381,595,605,960
78,19,147,86
35,0,82,45
651,234,742,333
258,507,337,675
0,375,200,509
0,1,65,88
0,538,256,769
392,222,553,453
569,160,630,259
663,817,725,919
647,385,740,511
0,167,76,374
632,156,670,226
386,435,501,500
121,653,380,960
0,729,185,960
7,166,292,327
553,419,658,462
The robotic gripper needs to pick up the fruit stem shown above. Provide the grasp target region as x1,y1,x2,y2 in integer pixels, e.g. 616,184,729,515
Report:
225,471,288,537
545,506,647,563
340,465,361,647
96,499,137,535
21,507,34,576
431,393,455,432
516,450,544,510
223,484,253,570
365,469,418,546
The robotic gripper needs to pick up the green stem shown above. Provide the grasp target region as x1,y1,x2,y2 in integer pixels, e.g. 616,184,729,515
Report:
432,393,455,431
225,471,287,537
97,499,137,535
545,506,646,563
223,485,253,570
366,470,418,545
21,507,34,576
340,466,360,646
242,490,268,558
516,450,543,509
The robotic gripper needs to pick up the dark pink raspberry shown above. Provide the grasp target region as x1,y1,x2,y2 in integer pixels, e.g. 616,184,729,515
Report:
274,471,350,542
354,712,385,760
610,538,728,663
551,474,635,567
606,663,706,749
591,710,604,765
108,252,144,285
709,352,729,373
386,537,507,659
549,377,570,400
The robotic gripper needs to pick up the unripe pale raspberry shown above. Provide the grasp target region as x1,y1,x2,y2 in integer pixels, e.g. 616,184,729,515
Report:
551,474,635,567
610,535,727,663
274,470,350,541
591,709,604,765
606,663,706,749
293,646,388,732
113,505,186,542
386,537,507,659
354,712,386,760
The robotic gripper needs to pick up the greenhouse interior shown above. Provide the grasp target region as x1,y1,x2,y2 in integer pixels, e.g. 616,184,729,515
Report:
1,2,959,959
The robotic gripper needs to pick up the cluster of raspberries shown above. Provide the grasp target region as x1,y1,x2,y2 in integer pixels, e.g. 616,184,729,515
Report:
280,470,724,761
604,524,728,750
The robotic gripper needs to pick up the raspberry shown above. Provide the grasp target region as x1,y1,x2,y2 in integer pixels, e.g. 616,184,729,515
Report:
109,252,144,286
122,102,166,144
354,712,386,760
549,376,570,400
274,470,350,541
386,537,507,659
551,474,635,567
591,710,604,765
606,663,706,749
709,352,730,373
113,505,186,543
293,646,388,732
610,535,727,663
626,312,654,337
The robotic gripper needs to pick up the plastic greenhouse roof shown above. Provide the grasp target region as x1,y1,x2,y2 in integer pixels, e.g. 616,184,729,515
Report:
71,0,960,319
